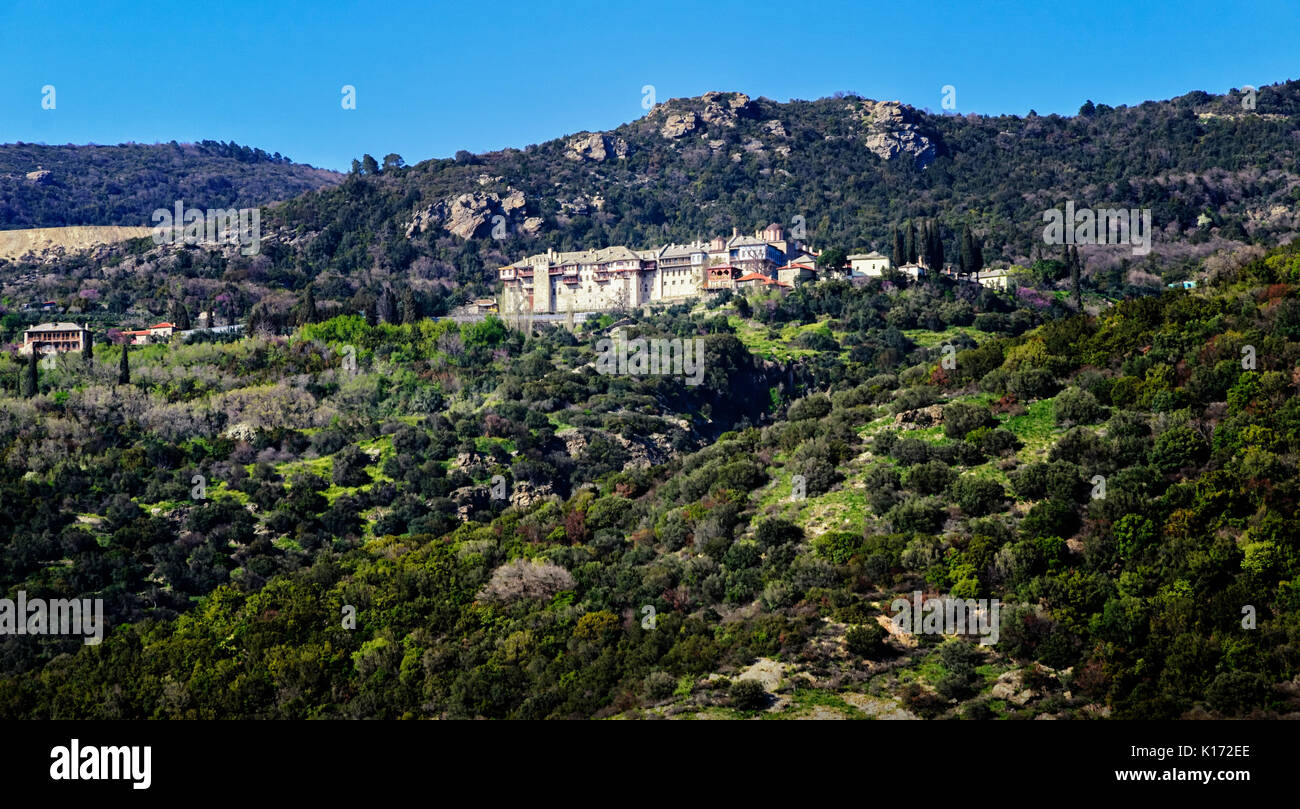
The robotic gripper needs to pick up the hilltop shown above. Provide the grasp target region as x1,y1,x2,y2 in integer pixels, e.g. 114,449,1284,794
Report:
0,140,341,231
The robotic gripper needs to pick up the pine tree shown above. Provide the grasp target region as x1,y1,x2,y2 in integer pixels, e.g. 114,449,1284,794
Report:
118,342,130,385
892,227,905,268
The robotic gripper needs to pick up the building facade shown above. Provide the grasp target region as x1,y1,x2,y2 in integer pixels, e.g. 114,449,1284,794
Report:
499,224,810,315
848,251,892,277
21,322,90,354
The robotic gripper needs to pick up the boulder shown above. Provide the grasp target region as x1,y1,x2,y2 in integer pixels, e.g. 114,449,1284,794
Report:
564,132,628,161
660,111,698,139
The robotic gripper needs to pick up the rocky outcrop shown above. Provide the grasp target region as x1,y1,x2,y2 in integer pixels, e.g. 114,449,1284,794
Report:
564,132,628,162
25,169,52,185
556,426,676,470
510,480,554,510
699,91,758,127
659,111,698,139
852,101,937,167
406,188,528,240
893,404,945,428
653,92,759,140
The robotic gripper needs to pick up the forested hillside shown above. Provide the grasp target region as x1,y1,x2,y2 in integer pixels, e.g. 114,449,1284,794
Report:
251,80,1300,298
1,238,1298,719
0,141,340,229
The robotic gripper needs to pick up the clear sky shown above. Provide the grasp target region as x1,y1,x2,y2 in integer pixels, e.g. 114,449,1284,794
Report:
1,0,1296,172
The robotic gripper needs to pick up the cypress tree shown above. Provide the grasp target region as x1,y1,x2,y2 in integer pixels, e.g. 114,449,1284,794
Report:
892,227,905,268
401,288,420,324
960,225,974,276
118,342,130,385
83,329,93,365
171,300,191,330
378,287,398,324
24,346,38,398
924,219,944,273
906,221,918,264
300,286,319,326
1070,246,1083,310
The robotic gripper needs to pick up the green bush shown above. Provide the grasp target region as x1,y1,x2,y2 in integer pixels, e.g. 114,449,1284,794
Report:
729,679,769,710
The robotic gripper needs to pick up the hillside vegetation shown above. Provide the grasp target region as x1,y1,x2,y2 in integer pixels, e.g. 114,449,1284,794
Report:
1,239,1298,719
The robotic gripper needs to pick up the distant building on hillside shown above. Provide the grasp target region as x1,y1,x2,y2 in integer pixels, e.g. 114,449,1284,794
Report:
847,251,891,277
975,268,1009,290
498,224,811,315
20,322,90,354
120,322,176,345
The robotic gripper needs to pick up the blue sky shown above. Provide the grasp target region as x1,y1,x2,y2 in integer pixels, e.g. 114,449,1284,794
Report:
1,0,1296,172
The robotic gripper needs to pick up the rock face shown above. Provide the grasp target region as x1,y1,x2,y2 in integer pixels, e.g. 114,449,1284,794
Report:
699,91,758,127
406,188,528,239
564,132,628,162
659,111,698,139
510,480,554,510
25,169,52,185
852,100,937,167
654,91,759,139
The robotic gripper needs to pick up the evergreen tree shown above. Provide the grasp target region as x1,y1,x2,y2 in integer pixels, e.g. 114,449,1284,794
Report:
361,154,379,175
923,219,944,272
364,297,379,327
401,288,420,324
1070,245,1083,310
24,346,38,398
935,222,945,272
960,225,975,276
170,300,191,330
892,227,905,268
967,228,984,275
300,286,319,326
118,342,130,385
906,221,919,264
83,330,93,365
378,286,398,324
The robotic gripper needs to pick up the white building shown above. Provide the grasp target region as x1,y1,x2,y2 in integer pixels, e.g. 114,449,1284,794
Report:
847,251,891,277
499,224,809,315
975,268,1009,290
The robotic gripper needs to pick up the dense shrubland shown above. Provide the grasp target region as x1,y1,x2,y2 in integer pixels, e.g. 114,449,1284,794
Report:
2,241,1299,719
